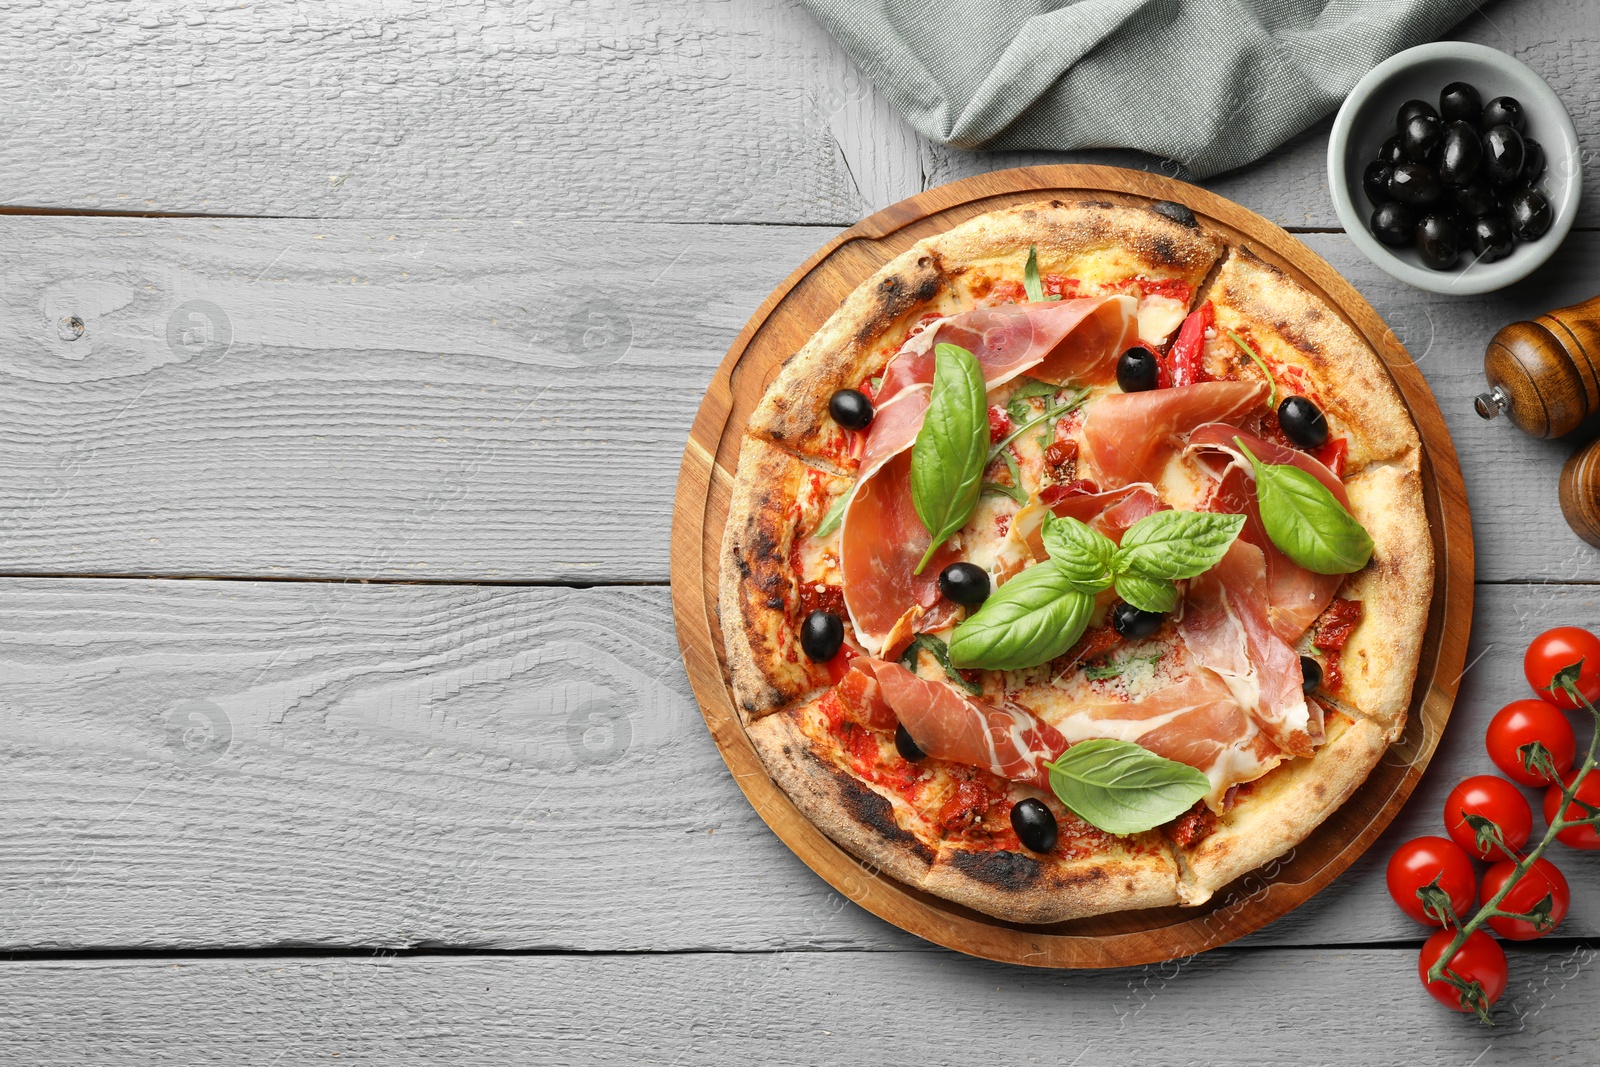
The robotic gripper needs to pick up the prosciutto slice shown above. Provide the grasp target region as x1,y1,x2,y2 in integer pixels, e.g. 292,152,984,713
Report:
863,659,1066,790
1081,381,1266,488
1187,424,1347,641
1178,540,1320,757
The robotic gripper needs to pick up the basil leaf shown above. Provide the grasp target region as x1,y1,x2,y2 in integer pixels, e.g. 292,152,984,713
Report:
899,633,982,694
982,451,1028,505
948,562,1095,671
1022,246,1061,303
910,344,989,574
1227,330,1277,407
812,490,850,538
1041,514,1115,591
1239,439,1373,575
1045,738,1212,835
1114,571,1179,614
1112,510,1245,581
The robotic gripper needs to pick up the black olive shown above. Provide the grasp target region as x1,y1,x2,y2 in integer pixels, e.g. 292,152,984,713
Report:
1481,95,1525,133
1414,212,1461,271
1150,200,1197,228
1277,395,1329,449
894,723,926,763
1377,137,1405,165
1370,201,1417,247
828,388,874,432
1399,113,1444,164
1396,99,1438,133
1436,121,1482,185
1482,124,1526,186
1468,215,1515,262
1116,345,1161,392
1362,161,1394,206
1010,798,1058,853
1451,179,1496,217
1299,655,1324,695
800,610,844,662
1388,162,1442,206
1439,81,1483,125
1111,601,1165,640
938,562,990,606
1507,187,1553,241
1521,138,1546,184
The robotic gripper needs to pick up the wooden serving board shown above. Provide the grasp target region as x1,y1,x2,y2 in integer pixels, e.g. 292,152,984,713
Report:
669,165,1474,968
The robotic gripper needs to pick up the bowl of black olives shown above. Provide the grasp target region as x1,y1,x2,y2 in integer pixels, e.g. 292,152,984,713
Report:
1329,42,1579,295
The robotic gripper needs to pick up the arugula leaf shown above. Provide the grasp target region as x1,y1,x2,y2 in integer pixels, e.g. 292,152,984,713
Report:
1112,510,1245,581
1227,330,1277,407
988,397,1079,465
812,490,850,538
948,562,1095,671
1238,438,1373,575
1005,376,1059,423
899,633,982,694
981,451,1028,505
1023,246,1062,303
910,344,989,574
1040,514,1115,591
1114,571,1179,614
1045,738,1211,835
1083,652,1161,681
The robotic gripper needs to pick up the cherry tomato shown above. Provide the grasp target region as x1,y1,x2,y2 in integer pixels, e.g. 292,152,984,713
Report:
1543,768,1600,850
1386,835,1476,926
1524,626,1600,710
1485,699,1576,786
1418,930,1508,1015
1444,775,1532,860
1481,857,1569,940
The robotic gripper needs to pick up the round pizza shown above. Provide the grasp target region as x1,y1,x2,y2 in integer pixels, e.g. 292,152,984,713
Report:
718,198,1434,924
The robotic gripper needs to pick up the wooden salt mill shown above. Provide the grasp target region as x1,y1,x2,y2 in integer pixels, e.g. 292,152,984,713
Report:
1474,294,1600,546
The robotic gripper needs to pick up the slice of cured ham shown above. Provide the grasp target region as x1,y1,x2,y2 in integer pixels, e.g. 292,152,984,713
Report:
1178,540,1320,757
1187,424,1347,641
1080,380,1266,488
862,659,1066,791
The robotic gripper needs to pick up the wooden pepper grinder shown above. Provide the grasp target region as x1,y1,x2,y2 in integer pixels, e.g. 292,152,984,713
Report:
1474,295,1600,546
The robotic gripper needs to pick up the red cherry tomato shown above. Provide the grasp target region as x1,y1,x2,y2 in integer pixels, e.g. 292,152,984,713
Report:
1386,835,1476,926
1418,930,1508,1015
1543,768,1600,850
1485,699,1576,786
1444,775,1532,860
1481,857,1570,941
1524,626,1600,710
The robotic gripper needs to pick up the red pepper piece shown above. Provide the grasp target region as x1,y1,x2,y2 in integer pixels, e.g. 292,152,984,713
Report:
1165,301,1214,388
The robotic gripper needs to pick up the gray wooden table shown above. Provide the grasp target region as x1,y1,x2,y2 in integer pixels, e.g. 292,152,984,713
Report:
1,1,1596,1063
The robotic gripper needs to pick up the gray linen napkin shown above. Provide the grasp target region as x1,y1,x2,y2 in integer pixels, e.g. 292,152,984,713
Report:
802,0,1487,177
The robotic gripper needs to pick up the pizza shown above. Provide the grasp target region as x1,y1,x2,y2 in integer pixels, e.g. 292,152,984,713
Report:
718,198,1433,924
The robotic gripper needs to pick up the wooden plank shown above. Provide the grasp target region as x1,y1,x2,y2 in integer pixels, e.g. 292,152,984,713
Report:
1,577,1596,952
0,216,1593,582
2,949,1595,1063
2,0,1593,229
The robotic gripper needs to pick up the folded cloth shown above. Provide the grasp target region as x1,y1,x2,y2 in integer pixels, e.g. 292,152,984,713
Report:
801,0,1486,177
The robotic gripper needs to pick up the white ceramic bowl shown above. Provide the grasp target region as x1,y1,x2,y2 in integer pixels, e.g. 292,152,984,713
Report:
1327,41,1581,295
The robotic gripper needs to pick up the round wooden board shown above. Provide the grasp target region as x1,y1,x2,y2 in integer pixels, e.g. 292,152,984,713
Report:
670,165,1474,968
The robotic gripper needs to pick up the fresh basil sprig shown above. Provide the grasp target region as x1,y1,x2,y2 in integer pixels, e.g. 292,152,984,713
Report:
1045,738,1212,835
910,344,989,574
948,563,1096,671
1237,438,1373,575
899,633,982,694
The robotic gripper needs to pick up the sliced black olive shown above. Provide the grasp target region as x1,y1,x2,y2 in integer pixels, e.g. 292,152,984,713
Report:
1111,601,1165,640
1299,655,1324,695
1469,215,1515,263
894,723,926,763
1363,161,1394,206
1439,81,1483,125
1116,345,1161,393
1388,162,1442,206
1396,98,1438,133
1370,201,1417,247
1482,124,1526,187
1277,395,1329,449
828,388,874,432
1377,137,1405,165
1150,200,1198,228
1400,113,1444,163
1436,121,1482,186
1451,178,1496,218
938,562,991,607
1010,797,1059,853
800,609,844,662
1507,187,1553,241
1481,95,1526,133
1521,138,1546,184
1414,212,1461,271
